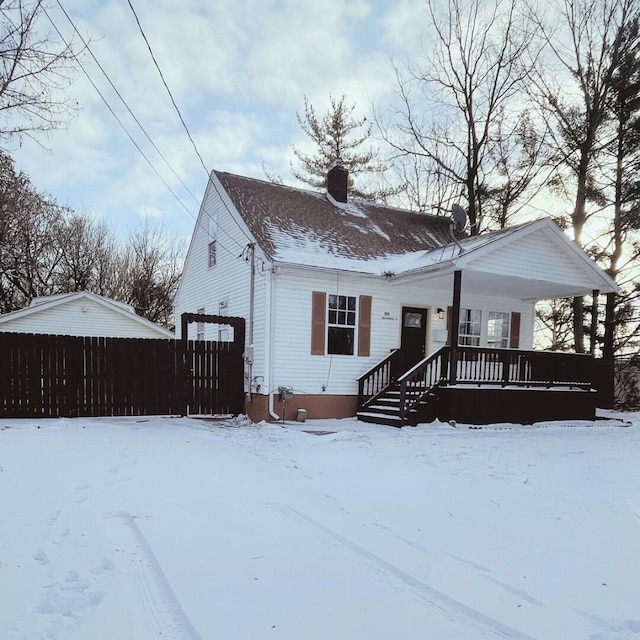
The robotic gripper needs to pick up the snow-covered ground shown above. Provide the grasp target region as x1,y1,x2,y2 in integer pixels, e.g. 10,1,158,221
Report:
1,411,639,640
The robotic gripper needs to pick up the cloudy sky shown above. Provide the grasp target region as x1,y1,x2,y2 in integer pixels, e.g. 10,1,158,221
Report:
9,0,430,242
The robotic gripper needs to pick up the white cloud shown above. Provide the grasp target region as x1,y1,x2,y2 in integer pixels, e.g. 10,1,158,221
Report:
9,0,427,239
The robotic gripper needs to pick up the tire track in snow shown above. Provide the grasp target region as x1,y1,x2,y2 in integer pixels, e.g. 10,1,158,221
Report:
278,504,537,640
105,512,203,640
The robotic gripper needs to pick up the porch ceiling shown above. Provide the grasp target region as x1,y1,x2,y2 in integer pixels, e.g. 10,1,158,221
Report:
390,267,605,301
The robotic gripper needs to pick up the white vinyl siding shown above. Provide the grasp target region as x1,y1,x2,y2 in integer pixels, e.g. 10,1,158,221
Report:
196,307,205,341
173,176,268,381
268,267,534,396
470,228,597,290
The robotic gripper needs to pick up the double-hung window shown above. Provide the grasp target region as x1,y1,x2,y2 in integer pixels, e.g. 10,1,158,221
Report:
459,308,482,346
311,291,371,357
327,294,356,355
487,311,511,348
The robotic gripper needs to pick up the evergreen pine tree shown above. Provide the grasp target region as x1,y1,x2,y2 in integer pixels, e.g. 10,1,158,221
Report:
290,94,394,201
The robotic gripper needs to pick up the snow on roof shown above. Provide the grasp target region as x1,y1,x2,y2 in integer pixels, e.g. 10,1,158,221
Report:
29,292,136,314
214,171,456,269
213,171,558,277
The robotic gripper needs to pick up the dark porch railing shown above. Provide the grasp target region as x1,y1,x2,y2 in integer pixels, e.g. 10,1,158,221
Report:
357,349,403,409
358,346,595,424
451,346,593,387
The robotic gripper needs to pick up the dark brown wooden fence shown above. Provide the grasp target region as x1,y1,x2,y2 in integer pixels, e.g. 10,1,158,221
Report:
0,331,245,418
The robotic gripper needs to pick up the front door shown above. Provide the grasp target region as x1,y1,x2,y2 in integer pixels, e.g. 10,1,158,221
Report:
400,306,428,370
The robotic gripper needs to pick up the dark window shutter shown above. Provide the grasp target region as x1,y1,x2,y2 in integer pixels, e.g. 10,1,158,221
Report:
445,306,453,346
358,295,372,357
311,291,326,355
510,312,521,349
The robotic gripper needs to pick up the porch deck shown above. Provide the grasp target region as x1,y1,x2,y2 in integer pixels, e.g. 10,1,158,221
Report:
357,346,599,426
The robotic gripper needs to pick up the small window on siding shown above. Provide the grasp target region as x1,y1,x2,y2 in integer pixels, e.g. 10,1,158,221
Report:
327,294,356,355
196,307,205,341
218,300,230,341
208,214,217,268
311,292,371,356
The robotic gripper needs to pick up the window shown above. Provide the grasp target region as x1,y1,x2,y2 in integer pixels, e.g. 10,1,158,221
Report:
218,300,230,341
208,214,217,268
452,308,518,348
404,312,423,328
487,311,510,348
311,292,371,357
196,307,205,341
327,294,356,355
459,308,482,346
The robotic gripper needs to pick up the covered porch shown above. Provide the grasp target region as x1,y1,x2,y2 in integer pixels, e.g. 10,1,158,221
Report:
356,220,618,426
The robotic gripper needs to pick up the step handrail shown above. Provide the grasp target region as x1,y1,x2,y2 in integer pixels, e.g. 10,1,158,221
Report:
397,347,450,423
357,349,403,410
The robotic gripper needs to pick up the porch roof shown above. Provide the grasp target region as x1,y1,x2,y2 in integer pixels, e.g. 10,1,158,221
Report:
382,218,618,300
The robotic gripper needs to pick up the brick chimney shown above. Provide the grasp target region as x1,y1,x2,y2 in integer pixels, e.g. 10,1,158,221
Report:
327,162,348,203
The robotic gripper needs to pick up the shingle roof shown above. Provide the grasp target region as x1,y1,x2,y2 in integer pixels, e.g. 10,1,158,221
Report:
214,171,456,263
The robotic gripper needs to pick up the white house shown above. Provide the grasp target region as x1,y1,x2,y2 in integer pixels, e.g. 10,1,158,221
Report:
0,291,174,339
174,166,617,423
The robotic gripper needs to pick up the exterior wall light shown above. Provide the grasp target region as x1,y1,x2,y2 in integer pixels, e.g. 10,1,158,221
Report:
436,307,445,320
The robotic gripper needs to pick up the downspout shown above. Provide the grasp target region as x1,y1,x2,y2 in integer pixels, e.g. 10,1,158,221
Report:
247,243,255,401
266,263,280,420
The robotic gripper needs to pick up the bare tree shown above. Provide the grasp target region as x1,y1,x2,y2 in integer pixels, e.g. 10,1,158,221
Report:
534,298,575,351
117,220,183,330
526,0,635,352
0,150,66,311
600,13,640,358
483,109,551,228
53,214,118,293
0,0,79,141
0,151,184,328
379,0,537,234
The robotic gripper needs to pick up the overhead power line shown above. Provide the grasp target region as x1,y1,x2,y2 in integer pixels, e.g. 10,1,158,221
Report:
53,0,200,207
43,0,255,259
125,0,256,246
43,7,192,217
126,0,209,178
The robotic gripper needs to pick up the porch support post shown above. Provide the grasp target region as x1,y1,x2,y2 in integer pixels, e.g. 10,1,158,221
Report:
590,289,599,355
449,270,462,385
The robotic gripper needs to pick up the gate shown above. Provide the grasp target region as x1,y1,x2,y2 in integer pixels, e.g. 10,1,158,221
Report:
181,313,245,416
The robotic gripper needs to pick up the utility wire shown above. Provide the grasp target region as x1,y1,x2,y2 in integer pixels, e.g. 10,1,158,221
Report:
43,4,248,263
125,0,256,246
126,0,209,178
54,0,200,206
43,7,191,219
